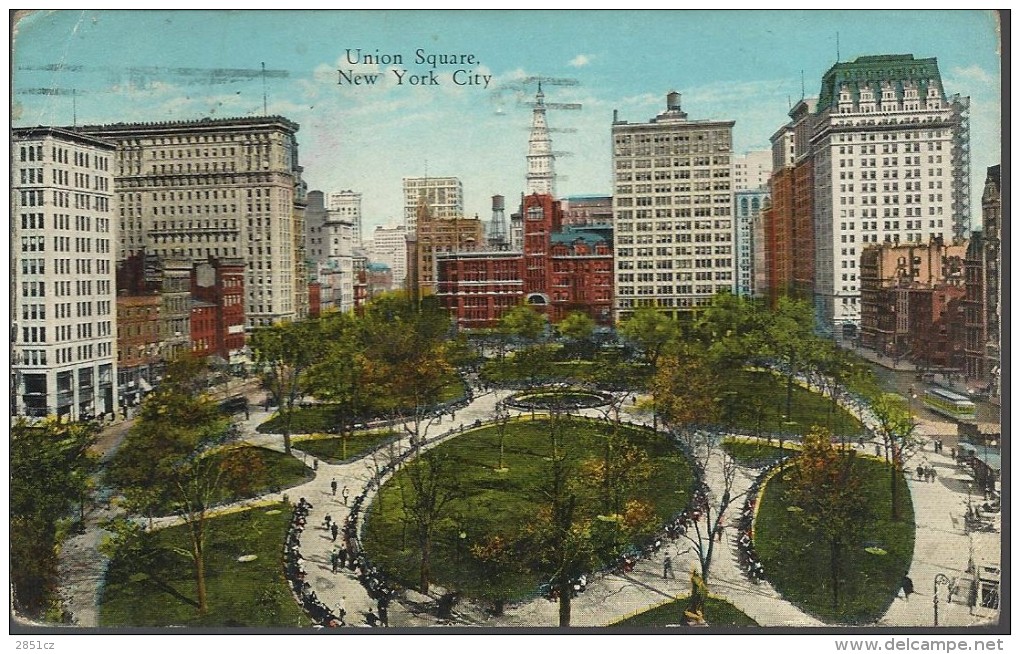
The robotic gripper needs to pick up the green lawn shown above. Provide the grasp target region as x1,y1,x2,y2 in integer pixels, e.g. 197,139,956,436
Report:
610,596,758,627
295,430,400,464
257,378,467,435
724,370,863,436
753,455,915,624
361,416,695,604
99,503,309,627
721,438,794,468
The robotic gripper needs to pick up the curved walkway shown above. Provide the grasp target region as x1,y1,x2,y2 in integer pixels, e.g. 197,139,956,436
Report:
63,375,997,628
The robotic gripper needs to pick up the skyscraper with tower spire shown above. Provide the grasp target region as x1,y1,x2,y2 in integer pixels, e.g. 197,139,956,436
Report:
526,83,556,197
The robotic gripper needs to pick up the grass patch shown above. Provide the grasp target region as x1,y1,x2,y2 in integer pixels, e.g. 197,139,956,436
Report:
295,430,400,464
610,596,758,627
257,378,467,435
724,370,863,436
99,503,309,627
754,455,915,624
721,438,794,467
362,417,695,604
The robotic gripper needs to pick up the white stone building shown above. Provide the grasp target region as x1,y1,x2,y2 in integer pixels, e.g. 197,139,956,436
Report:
611,92,736,321
80,115,308,328
369,224,408,290
526,84,556,197
327,189,363,248
12,127,119,420
402,177,463,234
807,54,970,338
732,149,772,191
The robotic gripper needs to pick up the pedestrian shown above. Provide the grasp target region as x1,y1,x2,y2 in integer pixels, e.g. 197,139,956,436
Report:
324,514,332,530
875,444,881,457
951,447,956,460
901,576,914,600
330,549,339,573
331,478,338,496
342,486,350,506
337,546,347,569
314,459,319,471
336,596,346,624
331,522,339,542
929,468,937,483
714,524,724,543
244,405,250,420
663,555,675,579
916,465,924,480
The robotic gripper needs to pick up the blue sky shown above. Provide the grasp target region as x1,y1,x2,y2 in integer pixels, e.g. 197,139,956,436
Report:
12,9,1002,232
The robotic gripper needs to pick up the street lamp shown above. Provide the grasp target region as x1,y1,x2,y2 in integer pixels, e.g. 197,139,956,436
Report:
933,573,956,626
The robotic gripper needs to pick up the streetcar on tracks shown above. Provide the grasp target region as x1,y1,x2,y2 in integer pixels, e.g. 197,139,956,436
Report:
923,387,977,422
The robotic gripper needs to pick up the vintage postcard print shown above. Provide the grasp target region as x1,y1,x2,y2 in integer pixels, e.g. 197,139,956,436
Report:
10,9,1004,638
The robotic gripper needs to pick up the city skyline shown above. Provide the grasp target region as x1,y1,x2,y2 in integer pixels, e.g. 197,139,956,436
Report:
12,10,1002,232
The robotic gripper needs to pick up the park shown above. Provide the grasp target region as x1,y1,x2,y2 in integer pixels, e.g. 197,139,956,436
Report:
11,292,989,629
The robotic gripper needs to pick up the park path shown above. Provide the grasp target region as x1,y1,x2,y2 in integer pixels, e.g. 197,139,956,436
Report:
64,374,997,628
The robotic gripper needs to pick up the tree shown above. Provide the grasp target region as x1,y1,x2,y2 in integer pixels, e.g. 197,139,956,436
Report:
526,410,596,627
106,356,234,614
650,342,721,435
617,307,678,374
468,533,529,616
306,313,371,458
492,403,512,473
400,450,463,595
869,393,921,521
557,311,596,359
250,319,322,455
766,297,823,421
695,291,770,381
11,418,99,618
785,428,870,610
500,304,547,344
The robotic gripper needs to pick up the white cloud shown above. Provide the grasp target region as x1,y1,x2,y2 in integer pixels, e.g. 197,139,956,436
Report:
569,54,592,68
947,64,998,89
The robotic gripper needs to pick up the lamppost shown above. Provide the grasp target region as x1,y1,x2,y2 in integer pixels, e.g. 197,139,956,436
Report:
933,573,956,626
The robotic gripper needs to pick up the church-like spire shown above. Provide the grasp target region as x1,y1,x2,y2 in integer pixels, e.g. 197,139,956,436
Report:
526,84,556,197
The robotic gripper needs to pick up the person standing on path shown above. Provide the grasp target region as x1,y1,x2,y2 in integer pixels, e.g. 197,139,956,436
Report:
342,485,349,506
331,478,338,496
331,522,339,542
663,555,675,579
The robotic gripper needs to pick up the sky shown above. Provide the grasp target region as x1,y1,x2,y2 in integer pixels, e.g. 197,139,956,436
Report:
11,9,1003,233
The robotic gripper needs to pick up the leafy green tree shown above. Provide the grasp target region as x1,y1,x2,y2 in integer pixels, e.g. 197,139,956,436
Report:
106,356,233,614
766,296,823,421
695,291,770,383
250,319,322,455
617,307,678,374
500,304,547,344
785,428,870,610
400,450,464,595
306,313,371,458
557,311,596,358
868,393,921,521
10,418,99,618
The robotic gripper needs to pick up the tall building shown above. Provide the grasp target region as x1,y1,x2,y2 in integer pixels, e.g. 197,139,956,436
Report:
804,54,971,339
963,164,1001,394
80,115,308,329
732,150,772,191
408,198,482,299
12,127,118,420
526,84,556,197
305,190,328,263
734,189,769,297
611,92,736,322
369,224,408,290
402,176,463,233
322,208,356,313
328,189,363,247
762,99,816,307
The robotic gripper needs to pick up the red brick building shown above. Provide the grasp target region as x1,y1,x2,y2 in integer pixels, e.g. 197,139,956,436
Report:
190,300,218,358
191,257,246,361
116,293,162,408
437,193,613,328
308,281,322,318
